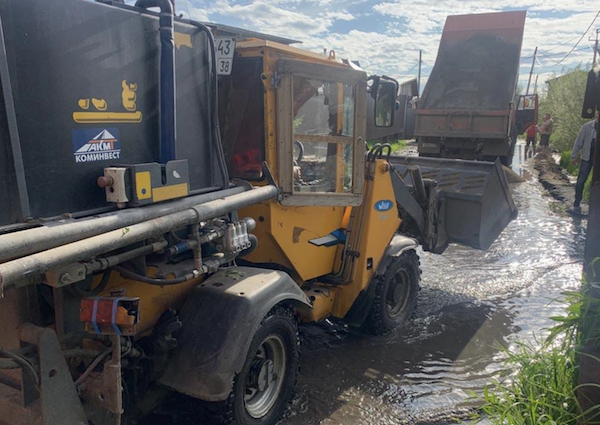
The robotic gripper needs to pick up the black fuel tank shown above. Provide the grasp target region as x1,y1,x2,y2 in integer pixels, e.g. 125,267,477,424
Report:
0,0,226,227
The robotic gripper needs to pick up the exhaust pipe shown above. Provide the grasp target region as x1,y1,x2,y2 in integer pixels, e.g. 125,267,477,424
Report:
135,0,177,163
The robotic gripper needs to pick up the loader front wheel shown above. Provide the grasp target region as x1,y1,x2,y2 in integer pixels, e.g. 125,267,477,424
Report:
206,307,299,425
365,250,420,335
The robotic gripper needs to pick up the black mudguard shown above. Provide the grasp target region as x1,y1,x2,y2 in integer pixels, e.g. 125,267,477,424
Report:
376,235,419,276
159,267,311,401
343,234,418,326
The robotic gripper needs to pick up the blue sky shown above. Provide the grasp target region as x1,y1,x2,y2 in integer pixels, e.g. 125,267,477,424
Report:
129,0,599,91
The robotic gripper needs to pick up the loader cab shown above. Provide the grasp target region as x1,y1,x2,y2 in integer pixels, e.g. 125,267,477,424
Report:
218,38,400,287
219,39,397,207
220,39,370,206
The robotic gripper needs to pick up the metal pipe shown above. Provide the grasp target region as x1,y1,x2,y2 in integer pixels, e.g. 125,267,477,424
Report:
0,186,246,263
135,0,177,163
0,186,278,292
84,240,168,274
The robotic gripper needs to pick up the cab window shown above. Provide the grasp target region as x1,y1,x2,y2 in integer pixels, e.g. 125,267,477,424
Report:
518,94,536,110
218,57,265,180
292,77,356,194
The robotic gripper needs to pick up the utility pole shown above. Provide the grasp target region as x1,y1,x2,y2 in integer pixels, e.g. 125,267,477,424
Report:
417,50,422,102
526,47,537,95
533,75,539,95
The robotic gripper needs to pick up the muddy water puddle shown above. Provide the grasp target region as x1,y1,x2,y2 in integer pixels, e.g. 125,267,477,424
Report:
283,145,585,425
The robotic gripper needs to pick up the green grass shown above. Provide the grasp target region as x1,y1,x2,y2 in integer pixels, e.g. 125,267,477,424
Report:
477,342,580,425
560,151,580,176
367,139,407,153
559,150,593,202
475,288,600,425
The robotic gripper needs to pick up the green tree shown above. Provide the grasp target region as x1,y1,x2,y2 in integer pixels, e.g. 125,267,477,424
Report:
538,67,590,152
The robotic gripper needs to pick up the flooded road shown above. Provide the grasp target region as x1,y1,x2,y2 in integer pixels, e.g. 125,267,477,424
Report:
283,143,586,424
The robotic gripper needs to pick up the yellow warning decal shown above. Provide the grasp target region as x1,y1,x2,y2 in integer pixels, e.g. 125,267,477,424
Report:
73,111,143,124
135,171,152,200
153,183,189,202
73,80,143,124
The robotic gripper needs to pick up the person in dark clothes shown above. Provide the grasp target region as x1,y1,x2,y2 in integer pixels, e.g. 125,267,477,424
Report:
571,112,599,209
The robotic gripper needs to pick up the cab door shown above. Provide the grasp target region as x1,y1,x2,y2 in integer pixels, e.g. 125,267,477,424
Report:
275,59,367,206
515,94,538,134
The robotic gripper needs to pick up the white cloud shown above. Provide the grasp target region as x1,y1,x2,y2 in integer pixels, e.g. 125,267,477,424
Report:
186,0,597,83
195,0,356,39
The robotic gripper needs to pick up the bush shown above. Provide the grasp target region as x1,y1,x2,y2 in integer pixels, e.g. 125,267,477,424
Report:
539,67,590,153
367,139,406,153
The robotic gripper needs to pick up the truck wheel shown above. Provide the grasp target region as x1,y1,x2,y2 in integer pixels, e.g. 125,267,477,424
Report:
365,250,420,335
207,307,299,425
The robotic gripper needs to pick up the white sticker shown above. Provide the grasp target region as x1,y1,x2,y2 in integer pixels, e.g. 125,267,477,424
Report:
215,37,236,76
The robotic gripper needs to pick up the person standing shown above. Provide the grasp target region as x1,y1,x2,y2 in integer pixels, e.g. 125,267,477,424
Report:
571,112,599,209
525,123,537,153
537,113,554,154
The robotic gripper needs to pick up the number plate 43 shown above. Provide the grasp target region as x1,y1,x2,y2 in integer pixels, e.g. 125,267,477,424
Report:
215,37,236,76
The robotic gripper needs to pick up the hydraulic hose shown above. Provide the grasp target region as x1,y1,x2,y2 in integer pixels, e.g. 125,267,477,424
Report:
70,271,111,298
115,265,192,286
0,347,39,386
184,19,230,186
239,234,258,258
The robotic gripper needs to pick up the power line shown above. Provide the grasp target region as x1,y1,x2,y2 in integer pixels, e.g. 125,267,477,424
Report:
542,34,584,53
404,61,419,75
537,46,591,58
542,9,600,67
537,47,593,66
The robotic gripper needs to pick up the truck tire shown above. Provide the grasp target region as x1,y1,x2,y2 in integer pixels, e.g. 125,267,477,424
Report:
205,306,299,425
365,250,420,335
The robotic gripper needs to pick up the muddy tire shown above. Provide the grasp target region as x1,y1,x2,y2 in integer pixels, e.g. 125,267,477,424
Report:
205,306,299,425
365,250,420,335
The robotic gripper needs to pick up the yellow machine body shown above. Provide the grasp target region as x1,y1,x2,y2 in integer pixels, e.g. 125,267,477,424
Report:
233,40,402,321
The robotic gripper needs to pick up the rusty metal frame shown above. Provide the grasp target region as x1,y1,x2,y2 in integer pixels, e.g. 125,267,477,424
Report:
19,324,87,425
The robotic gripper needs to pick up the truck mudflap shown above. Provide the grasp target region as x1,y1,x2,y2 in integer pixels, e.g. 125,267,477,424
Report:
389,155,517,252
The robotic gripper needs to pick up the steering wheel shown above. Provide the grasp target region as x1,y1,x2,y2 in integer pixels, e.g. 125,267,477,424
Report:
293,140,304,163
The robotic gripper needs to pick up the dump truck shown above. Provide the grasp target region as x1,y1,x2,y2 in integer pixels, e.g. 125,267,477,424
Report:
0,1,517,424
416,11,537,164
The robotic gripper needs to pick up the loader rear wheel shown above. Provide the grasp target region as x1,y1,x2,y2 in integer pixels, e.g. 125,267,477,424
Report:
365,250,420,335
205,307,299,425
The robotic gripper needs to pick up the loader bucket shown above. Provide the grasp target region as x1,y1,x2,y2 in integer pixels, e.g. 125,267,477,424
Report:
389,155,517,250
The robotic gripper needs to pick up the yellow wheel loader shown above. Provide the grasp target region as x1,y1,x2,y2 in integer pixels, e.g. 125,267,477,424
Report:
0,1,516,425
